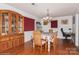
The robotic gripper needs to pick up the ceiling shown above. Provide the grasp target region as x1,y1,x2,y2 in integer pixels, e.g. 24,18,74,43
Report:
7,3,79,18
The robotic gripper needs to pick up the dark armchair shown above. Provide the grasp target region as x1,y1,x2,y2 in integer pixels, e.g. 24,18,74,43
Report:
61,28,71,39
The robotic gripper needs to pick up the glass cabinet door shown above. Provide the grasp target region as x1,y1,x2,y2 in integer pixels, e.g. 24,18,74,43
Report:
18,16,23,33
2,13,9,35
12,14,16,33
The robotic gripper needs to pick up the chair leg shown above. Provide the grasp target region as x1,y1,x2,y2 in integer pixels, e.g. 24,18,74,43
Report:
33,46,35,54
53,45,58,54
40,46,42,54
45,43,47,51
53,45,56,54
65,36,67,39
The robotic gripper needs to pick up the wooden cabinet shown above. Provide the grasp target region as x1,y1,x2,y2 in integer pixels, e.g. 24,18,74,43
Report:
0,10,24,34
0,10,24,52
0,36,10,52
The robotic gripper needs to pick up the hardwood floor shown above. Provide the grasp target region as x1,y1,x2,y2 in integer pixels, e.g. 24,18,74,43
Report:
0,39,79,55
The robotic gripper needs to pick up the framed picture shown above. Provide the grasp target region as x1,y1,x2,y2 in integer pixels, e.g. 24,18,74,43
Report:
61,19,68,24
51,20,58,28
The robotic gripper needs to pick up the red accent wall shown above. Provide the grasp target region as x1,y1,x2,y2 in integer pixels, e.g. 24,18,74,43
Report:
51,20,58,28
24,17,35,31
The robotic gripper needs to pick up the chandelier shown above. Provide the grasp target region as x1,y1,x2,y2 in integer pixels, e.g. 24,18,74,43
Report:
42,9,52,25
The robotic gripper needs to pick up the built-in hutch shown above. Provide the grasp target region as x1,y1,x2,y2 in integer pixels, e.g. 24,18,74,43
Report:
0,10,24,52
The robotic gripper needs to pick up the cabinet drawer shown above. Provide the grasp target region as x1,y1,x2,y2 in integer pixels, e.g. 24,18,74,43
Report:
0,41,8,52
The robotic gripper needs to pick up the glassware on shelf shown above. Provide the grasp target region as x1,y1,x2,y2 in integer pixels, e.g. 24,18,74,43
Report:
12,14,16,33
18,16,23,33
2,13,9,34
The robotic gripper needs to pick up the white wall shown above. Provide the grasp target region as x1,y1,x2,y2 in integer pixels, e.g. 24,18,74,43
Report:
0,3,40,42
53,16,73,39
24,31,33,42
41,16,73,39
75,13,79,46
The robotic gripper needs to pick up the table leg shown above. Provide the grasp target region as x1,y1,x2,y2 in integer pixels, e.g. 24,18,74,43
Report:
48,40,50,52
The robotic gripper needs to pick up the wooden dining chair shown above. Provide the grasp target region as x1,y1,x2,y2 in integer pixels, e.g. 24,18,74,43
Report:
51,32,59,54
33,31,47,52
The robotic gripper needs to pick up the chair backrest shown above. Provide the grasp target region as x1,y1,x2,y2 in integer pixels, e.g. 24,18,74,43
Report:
61,28,65,36
33,31,42,46
49,29,53,34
